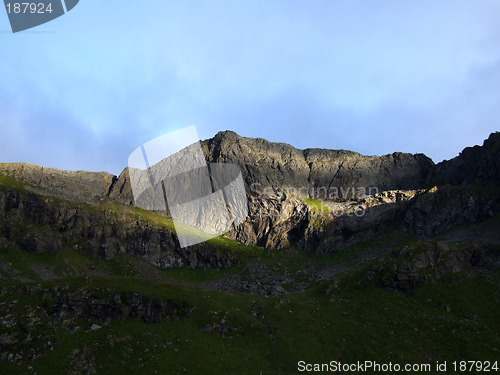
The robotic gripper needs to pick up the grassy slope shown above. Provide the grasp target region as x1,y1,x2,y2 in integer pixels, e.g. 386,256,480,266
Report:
0,238,499,374
0,173,499,374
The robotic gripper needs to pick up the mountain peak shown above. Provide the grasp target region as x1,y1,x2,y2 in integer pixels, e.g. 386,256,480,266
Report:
212,130,241,141
430,132,500,186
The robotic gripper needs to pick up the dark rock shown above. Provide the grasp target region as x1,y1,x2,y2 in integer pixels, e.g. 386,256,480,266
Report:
401,185,500,238
227,193,309,249
0,188,238,269
108,167,134,205
202,130,435,195
365,241,500,292
0,163,116,203
49,292,193,324
1,131,499,259
15,237,42,254
429,132,500,186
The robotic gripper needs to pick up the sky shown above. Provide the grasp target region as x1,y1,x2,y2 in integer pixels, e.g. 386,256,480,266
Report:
0,0,499,175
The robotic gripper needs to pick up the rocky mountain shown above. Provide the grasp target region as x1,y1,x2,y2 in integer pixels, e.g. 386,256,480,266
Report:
5,131,498,207
202,130,435,195
106,130,437,206
0,184,240,271
1,131,500,374
110,130,500,209
203,131,500,251
0,162,116,203
1,131,499,261
429,131,500,186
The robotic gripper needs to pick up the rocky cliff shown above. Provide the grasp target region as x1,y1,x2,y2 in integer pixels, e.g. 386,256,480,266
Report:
1,132,499,374
0,182,241,270
4,131,498,206
430,132,500,186
202,130,435,195
0,162,116,203
1,131,499,262
201,131,500,252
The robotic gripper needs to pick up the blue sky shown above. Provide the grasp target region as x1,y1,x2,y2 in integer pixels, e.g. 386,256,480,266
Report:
1,0,499,175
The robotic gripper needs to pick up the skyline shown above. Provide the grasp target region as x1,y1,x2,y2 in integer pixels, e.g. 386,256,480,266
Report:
1,1,499,174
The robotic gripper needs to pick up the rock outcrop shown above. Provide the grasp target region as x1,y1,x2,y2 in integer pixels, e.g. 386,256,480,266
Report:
202,130,435,195
226,192,309,249
429,132,500,186
108,167,134,205
0,187,238,269
0,163,116,203
49,291,193,324
401,185,500,237
202,131,499,252
3,131,499,206
1,131,499,260
365,241,500,292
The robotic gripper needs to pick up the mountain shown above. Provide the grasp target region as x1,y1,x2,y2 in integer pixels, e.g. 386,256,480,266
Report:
430,131,500,186
1,132,500,255
203,130,435,192
0,132,499,374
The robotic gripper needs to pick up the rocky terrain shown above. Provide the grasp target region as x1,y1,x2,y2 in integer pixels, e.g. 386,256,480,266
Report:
1,132,499,256
0,185,242,272
0,131,499,374
429,132,500,186
203,130,435,193
365,241,500,292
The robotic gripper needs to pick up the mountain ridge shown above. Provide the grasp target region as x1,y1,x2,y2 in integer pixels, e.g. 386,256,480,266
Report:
1,132,499,374
2,131,498,205
0,131,499,255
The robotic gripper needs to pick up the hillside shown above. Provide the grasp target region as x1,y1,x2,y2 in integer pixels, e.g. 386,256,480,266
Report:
0,132,499,374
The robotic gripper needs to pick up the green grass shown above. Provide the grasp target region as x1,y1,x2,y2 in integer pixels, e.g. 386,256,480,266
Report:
0,261,498,375
0,180,266,264
1,171,500,374
0,172,30,190
304,198,330,213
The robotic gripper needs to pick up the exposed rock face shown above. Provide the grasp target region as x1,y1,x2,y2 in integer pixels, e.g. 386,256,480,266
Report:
226,192,309,249
302,190,416,255
0,187,237,269
1,131,499,260
5,131,498,207
365,241,500,292
202,131,435,194
401,185,500,237
0,163,116,203
201,131,499,252
108,167,134,205
227,184,500,254
430,132,500,186
223,182,500,254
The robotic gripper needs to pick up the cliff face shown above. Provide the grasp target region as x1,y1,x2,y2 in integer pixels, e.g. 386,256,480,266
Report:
0,131,499,263
7,131,497,206
0,162,117,203
203,131,499,251
202,131,435,194
0,185,239,269
430,132,500,186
